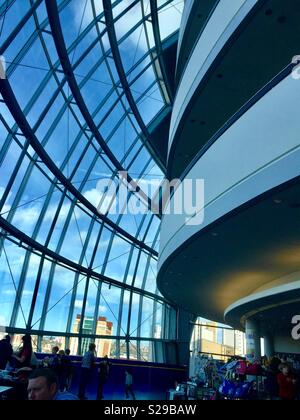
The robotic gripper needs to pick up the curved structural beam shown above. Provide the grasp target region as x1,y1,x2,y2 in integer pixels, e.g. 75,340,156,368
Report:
0,0,184,362
176,0,219,84
45,0,160,218
150,0,174,104
0,0,44,55
0,215,165,304
102,0,166,173
0,79,157,257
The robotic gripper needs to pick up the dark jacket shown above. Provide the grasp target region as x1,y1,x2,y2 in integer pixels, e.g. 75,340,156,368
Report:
0,338,13,370
265,369,279,397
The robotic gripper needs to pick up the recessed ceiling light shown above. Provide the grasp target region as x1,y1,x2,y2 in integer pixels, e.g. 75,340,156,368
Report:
273,198,283,204
212,232,219,237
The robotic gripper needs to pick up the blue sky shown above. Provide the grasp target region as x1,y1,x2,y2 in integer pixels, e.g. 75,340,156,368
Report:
0,0,183,343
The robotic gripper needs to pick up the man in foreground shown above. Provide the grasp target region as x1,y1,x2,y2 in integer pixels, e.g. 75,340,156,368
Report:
27,369,78,400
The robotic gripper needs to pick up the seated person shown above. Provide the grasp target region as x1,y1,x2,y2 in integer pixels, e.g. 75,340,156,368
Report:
0,335,13,370
27,369,78,400
12,335,32,369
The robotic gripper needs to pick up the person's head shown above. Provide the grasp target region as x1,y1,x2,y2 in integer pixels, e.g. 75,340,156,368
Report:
89,343,96,352
22,334,32,349
58,350,65,356
269,356,280,370
280,363,291,375
65,349,71,356
52,346,59,354
4,334,11,342
27,369,58,400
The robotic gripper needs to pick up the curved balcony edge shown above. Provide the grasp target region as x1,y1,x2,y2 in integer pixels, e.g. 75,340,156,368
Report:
157,71,300,320
176,0,219,84
168,0,300,179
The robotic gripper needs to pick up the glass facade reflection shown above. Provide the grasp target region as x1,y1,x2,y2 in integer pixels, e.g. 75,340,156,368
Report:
0,0,184,362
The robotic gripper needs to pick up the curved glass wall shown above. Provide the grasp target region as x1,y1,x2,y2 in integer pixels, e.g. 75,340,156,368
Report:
190,318,246,362
0,0,184,362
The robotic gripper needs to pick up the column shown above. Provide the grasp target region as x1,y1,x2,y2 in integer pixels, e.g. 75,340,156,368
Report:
245,318,261,361
263,334,274,358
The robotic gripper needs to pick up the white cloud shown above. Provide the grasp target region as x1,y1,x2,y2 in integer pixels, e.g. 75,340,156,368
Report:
22,290,33,297
74,299,84,309
27,253,45,269
79,230,88,242
5,201,72,232
99,305,107,314
95,238,110,251
113,236,130,247
52,266,80,288
1,289,32,297
73,300,107,315
158,1,184,40
92,171,113,178
0,244,52,285
83,186,116,214
103,289,141,306
13,205,41,226
72,0,150,53
2,203,11,214
0,186,12,214
113,2,149,51
72,0,106,44
100,286,122,305
1,289,16,296
83,187,103,208
141,297,154,313
44,203,71,223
